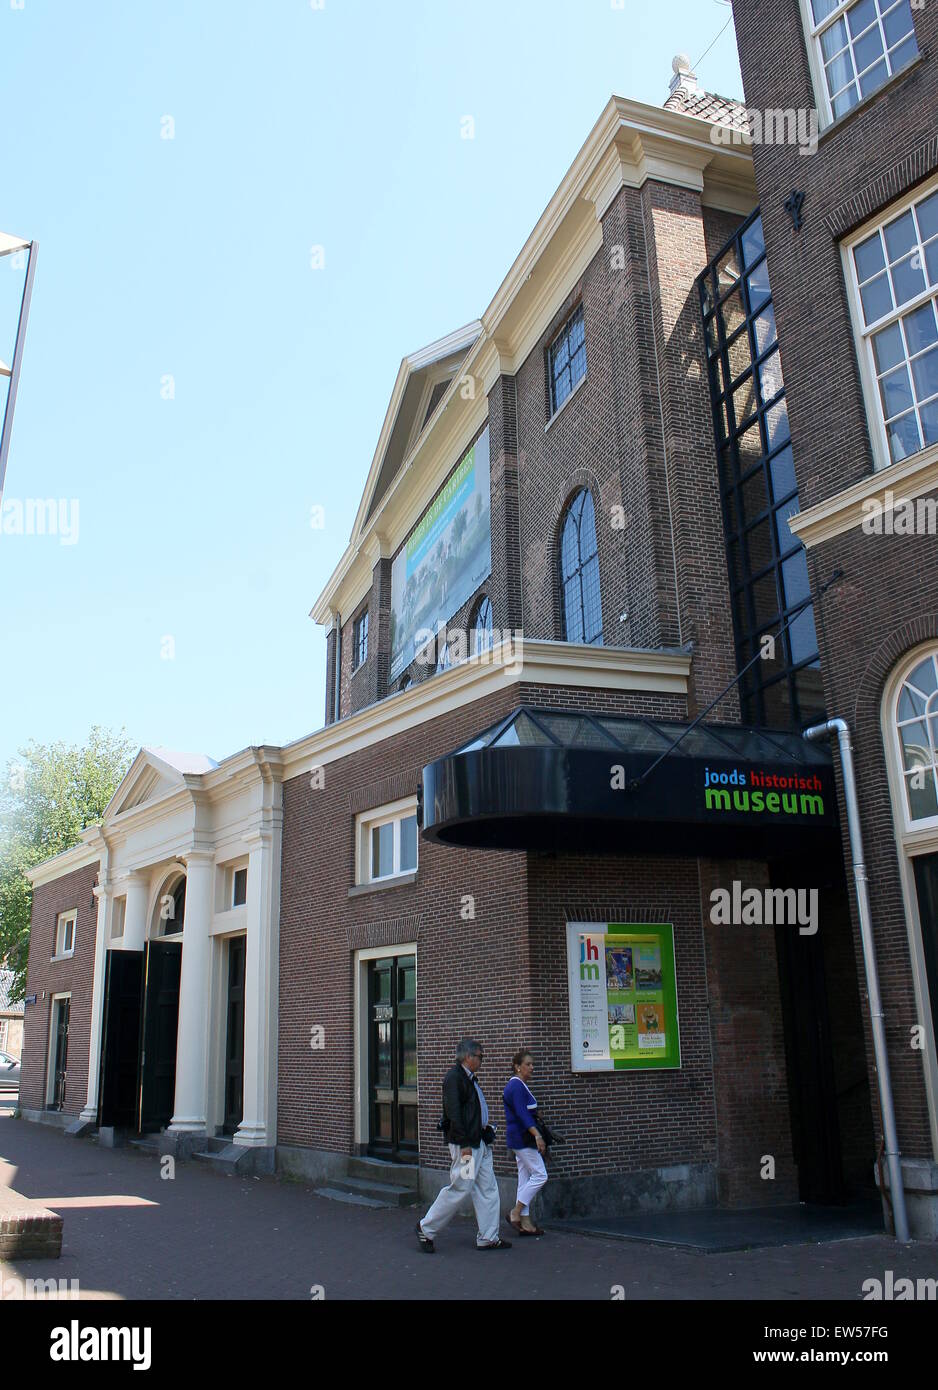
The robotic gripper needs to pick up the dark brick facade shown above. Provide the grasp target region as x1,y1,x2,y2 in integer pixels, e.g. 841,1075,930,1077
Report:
19,862,99,1117
732,0,938,1165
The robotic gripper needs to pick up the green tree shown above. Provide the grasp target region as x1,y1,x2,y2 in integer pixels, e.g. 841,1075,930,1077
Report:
0,727,134,998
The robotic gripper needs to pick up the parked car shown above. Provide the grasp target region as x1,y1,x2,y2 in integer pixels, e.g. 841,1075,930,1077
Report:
0,1050,20,1091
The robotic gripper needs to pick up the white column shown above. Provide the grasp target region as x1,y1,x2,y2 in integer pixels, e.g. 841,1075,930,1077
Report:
167,850,214,1134
122,871,150,951
80,873,110,1124
235,827,280,1148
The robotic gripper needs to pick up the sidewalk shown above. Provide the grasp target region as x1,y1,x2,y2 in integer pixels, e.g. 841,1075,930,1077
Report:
1,1115,935,1300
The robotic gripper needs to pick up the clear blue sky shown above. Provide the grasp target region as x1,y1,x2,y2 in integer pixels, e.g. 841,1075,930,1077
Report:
0,0,742,771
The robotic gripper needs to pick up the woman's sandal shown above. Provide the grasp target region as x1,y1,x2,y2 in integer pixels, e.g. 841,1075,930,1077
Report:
519,1223,544,1236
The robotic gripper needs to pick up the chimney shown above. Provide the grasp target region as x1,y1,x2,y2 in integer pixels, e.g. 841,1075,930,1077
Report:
667,52,699,102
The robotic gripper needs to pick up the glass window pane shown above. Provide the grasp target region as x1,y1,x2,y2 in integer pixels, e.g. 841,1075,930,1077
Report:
811,0,839,23
911,345,938,403
765,398,791,450
860,271,894,324
925,241,938,288
727,324,753,381
832,84,860,118
746,262,771,311
372,822,394,879
758,349,785,404
847,0,877,38
854,26,884,75
891,252,926,307
400,815,417,873
741,217,765,270
884,210,917,263
880,363,914,418
753,303,777,355
781,550,812,611
916,191,938,244
904,302,938,356
788,605,820,666
854,231,886,282
820,16,848,60
888,34,918,74
921,398,938,445
906,769,938,821
769,444,797,500
883,0,915,47
741,466,769,523
826,49,856,95
887,409,922,461
872,321,905,373
859,57,888,98
776,497,803,555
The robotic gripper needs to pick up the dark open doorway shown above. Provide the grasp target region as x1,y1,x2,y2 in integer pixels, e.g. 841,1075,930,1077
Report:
138,939,182,1133
223,935,245,1135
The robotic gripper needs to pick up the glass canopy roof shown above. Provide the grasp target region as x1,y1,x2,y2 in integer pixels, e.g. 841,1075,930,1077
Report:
455,706,831,768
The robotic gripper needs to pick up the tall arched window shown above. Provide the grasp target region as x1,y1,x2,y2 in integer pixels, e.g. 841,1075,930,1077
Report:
893,648,938,825
473,595,493,654
560,489,603,645
154,873,186,938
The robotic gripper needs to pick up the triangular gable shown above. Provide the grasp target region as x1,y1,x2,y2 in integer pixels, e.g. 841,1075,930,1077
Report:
105,747,216,821
349,321,482,550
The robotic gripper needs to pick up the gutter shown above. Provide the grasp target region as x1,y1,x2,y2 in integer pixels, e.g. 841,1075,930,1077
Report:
804,717,910,1242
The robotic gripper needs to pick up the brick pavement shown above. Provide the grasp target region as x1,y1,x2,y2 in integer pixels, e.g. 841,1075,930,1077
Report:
1,1116,936,1301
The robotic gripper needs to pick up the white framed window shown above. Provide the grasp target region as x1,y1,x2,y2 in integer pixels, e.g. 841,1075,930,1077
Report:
53,909,76,960
802,0,919,126
845,178,938,469
892,647,938,829
353,608,369,671
356,797,419,886
111,896,126,941
0,1020,8,1052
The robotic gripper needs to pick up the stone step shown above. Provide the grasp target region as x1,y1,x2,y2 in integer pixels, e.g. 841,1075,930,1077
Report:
0,1185,63,1260
319,1176,419,1207
347,1155,420,1189
312,1186,393,1209
128,1136,161,1154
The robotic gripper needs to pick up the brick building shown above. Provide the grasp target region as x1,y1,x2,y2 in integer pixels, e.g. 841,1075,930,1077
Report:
727,0,938,1238
19,57,916,1230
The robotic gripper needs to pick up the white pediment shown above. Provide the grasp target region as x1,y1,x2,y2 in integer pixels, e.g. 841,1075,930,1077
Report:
106,747,217,821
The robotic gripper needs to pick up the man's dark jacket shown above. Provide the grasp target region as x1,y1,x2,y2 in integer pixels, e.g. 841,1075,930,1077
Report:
442,1063,482,1148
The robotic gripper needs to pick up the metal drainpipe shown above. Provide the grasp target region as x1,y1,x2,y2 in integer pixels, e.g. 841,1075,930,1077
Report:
804,717,910,1242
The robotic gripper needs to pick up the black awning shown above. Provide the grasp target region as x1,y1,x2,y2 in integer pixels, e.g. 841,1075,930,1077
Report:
420,706,839,859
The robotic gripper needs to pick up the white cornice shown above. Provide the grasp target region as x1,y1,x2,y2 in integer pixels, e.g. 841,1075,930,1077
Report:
279,639,691,780
27,840,102,887
789,442,938,548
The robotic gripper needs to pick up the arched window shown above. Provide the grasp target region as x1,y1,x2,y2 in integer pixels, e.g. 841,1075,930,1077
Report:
473,595,493,654
399,674,413,693
560,489,603,645
436,638,452,674
893,649,938,824
154,873,186,937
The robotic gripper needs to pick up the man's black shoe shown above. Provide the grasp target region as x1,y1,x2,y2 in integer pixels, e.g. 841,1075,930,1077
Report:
477,1237,512,1250
415,1220,435,1253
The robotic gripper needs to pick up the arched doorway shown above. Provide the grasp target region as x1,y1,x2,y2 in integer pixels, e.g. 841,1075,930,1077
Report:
138,870,186,1133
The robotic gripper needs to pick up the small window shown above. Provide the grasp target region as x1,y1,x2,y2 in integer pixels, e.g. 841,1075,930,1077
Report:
353,609,369,671
54,910,77,959
399,674,413,693
111,896,126,940
548,304,587,416
232,867,248,907
804,0,918,124
847,181,938,467
473,596,494,654
436,638,452,674
357,799,419,885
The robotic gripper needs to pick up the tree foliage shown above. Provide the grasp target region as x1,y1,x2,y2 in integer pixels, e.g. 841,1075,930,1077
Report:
0,727,134,998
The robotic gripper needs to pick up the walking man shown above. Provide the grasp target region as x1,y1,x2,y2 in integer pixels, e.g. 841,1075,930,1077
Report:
415,1037,512,1252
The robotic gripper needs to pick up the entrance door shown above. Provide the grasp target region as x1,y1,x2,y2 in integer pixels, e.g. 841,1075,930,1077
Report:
49,998,70,1110
911,853,938,1048
367,955,418,1160
223,936,245,1135
139,939,182,1133
98,950,144,1129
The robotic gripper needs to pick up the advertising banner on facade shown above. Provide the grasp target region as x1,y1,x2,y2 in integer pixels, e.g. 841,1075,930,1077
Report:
566,922,681,1071
389,428,491,680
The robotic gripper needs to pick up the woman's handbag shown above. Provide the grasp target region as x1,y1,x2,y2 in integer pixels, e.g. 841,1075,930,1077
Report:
534,1115,564,1149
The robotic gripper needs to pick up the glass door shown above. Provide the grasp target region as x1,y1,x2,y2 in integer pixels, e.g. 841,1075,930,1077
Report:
50,997,70,1110
367,954,417,1160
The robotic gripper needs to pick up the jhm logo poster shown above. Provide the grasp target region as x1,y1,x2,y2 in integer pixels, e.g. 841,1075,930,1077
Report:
389,428,491,680
565,922,681,1071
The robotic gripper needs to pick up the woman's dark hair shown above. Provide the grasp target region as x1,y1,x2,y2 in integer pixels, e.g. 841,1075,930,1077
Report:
511,1048,533,1071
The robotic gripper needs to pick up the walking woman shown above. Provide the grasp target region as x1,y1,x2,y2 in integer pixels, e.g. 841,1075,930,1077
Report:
503,1048,548,1236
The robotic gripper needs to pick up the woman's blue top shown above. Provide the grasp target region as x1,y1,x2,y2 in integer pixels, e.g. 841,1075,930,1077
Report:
503,1075,538,1150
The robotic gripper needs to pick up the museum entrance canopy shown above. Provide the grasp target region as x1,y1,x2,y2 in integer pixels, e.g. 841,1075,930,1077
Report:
420,706,839,858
